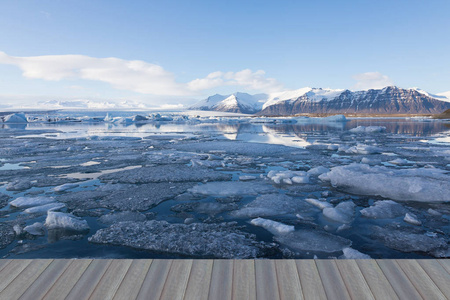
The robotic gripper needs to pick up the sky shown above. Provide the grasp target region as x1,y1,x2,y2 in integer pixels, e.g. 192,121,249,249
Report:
0,0,449,108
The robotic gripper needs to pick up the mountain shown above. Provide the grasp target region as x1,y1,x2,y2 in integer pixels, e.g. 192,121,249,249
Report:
191,86,450,115
189,92,267,114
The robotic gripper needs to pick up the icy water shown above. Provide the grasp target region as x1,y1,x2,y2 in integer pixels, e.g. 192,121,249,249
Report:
0,113,449,259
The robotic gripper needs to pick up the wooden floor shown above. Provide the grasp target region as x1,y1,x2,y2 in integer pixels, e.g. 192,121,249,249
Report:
0,259,448,300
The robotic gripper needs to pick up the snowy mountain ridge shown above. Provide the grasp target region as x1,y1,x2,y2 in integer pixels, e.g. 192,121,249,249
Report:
190,86,450,115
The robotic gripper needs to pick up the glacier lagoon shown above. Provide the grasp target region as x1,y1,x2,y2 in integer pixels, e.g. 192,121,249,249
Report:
0,111,449,259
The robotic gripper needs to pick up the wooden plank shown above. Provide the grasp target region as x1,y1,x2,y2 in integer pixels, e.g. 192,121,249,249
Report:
396,259,446,300
184,260,213,300
208,260,233,300
255,260,280,300
295,260,327,300
275,260,303,300
233,260,256,300
316,259,350,300
113,260,153,300
0,259,52,300
417,260,450,297
0,260,32,293
356,260,399,300
19,259,72,300
377,259,422,300
42,259,92,300
0,260,11,272
335,260,374,300
437,259,450,274
136,259,172,300
65,259,112,300
89,259,133,300
160,259,192,300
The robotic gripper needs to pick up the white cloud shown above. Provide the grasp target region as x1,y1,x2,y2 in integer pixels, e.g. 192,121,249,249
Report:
0,51,283,96
352,72,394,90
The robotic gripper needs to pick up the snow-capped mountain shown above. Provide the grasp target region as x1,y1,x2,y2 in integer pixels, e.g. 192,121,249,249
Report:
189,92,267,114
191,87,450,115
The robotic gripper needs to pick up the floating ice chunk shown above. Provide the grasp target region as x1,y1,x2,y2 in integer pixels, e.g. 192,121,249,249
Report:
24,203,65,214
428,208,442,216
275,229,351,253
190,159,223,168
10,196,55,208
319,163,450,202
232,194,313,218
345,144,381,155
98,211,147,225
349,126,386,133
404,213,422,226
388,158,413,165
372,226,447,256
45,212,89,231
305,198,333,210
0,223,15,249
239,175,257,181
360,200,407,219
360,157,381,165
0,193,10,209
53,183,79,192
322,115,347,122
6,180,32,191
100,165,231,183
267,170,309,184
89,220,268,258
250,218,295,235
323,201,355,223
24,222,45,236
189,181,274,197
307,166,330,176
340,247,371,259
2,113,28,123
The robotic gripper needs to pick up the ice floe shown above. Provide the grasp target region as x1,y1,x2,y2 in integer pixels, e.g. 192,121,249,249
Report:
23,203,65,214
98,211,147,225
404,213,422,226
45,212,89,231
360,200,407,219
305,198,333,210
340,247,371,259
250,218,295,235
53,183,79,192
0,223,15,248
189,181,274,197
10,196,55,208
267,170,310,184
319,163,450,202
24,222,45,236
232,194,312,218
274,229,352,253
89,220,270,258
372,225,447,256
322,201,355,224
99,165,231,183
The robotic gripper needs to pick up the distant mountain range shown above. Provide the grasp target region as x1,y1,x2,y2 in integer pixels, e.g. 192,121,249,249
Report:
189,86,450,115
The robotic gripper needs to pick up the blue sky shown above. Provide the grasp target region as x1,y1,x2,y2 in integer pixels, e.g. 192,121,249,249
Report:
0,0,449,108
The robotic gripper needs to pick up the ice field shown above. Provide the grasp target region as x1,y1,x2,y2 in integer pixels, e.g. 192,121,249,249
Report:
0,111,449,259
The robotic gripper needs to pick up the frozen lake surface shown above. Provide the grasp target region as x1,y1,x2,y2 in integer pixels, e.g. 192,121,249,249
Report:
0,111,449,259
